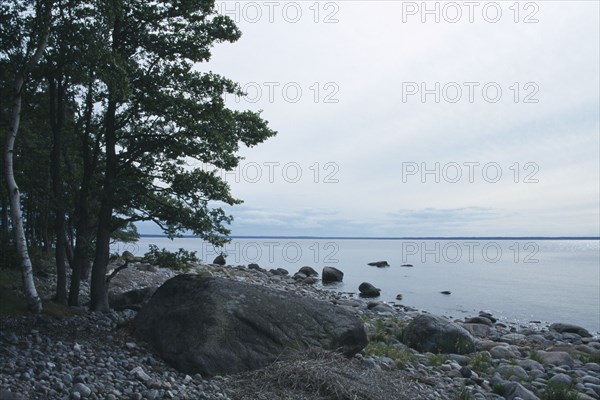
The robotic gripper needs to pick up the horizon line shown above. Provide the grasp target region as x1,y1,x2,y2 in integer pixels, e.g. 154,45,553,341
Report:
139,234,600,241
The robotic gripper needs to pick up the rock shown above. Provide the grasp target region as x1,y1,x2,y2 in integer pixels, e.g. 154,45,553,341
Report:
109,287,157,311
292,272,307,281
549,373,572,386
358,282,380,297
403,314,475,355
298,266,318,277
497,365,528,379
130,366,151,382
122,251,135,260
478,311,497,323
503,382,540,400
395,294,403,300
367,261,389,268
440,291,451,295
248,263,260,270
489,345,519,359
550,323,592,338
0,390,25,400
134,275,367,376
276,268,289,276
464,316,494,327
370,303,395,314
70,383,92,398
302,277,318,285
400,264,413,267
537,350,575,367
322,267,343,283
461,323,496,338
213,255,226,266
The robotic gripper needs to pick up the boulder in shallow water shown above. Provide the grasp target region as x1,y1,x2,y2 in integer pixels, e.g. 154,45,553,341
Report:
322,266,344,283
134,275,367,376
403,314,475,355
367,261,390,268
298,266,319,277
358,282,381,297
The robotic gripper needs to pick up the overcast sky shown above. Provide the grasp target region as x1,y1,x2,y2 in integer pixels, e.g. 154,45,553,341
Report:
141,1,600,237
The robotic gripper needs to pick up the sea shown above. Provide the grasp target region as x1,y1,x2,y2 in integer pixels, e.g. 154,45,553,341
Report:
114,237,600,335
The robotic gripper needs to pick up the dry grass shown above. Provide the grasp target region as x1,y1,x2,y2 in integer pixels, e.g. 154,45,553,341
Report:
225,349,434,400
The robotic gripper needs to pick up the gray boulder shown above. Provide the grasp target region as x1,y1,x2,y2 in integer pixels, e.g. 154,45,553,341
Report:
367,261,389,268
358,282,380,297
134,275,367,376
109,287,157,311
322,266,344,283
403,314,475,355
550,322,592,337
503,382,540,400
299,266,319,277
213,255,226,265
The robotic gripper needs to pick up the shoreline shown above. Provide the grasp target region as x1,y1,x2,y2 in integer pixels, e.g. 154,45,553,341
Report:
1,260,599,399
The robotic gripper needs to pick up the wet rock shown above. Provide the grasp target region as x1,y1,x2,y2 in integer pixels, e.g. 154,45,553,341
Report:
322,267,343,283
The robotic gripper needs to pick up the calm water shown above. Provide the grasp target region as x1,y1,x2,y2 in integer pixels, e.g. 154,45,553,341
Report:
116,238,600,334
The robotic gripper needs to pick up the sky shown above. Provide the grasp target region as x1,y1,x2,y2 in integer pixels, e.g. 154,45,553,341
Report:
139,1,600,237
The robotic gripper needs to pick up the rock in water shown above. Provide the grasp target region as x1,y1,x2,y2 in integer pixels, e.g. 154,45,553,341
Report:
358,282,381,297
549,322,592,338
134,275,367,376
322,266,344,283
213,255,226,265
367,261,390,268
403,314,475,355
298,266,319,277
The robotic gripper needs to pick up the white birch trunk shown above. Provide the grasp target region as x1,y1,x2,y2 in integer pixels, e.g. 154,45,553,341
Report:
2,26,51,313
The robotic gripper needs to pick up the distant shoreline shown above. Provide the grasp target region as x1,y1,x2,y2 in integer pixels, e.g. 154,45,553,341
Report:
139,235,600,241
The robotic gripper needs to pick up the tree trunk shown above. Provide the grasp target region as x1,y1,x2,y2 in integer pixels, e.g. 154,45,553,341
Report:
2,10,51,313
49,77,67,304
90,96,117,312
4,78,42,313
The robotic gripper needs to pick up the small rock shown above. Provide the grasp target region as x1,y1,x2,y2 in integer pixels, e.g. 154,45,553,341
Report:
358,282,381,297
550,323,592,338
70,383,91,398
298,266,318,277
367,261,390,268
213,255,226,266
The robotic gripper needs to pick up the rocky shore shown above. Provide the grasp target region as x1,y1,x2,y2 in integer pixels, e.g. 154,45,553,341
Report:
1,260,599,400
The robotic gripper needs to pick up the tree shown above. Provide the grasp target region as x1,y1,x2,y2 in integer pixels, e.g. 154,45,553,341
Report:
1,0,54,312
88,0,276,311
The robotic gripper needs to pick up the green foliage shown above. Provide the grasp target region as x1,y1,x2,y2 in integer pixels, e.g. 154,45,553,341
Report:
144,244,198,272
492,383,506,396
576,352,600,364
468,351,493,373
362,342,416,368
455,385,474,400
538,382,578,400
427,353,449,366
111,223,140,244
529,351,544,363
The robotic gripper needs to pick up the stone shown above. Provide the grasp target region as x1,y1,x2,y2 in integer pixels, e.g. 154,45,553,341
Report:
464,316,494,327
503,382,540,400
367,261,389,268
537,351,575,367
461,323,495,338
109,287,157,311
70,383,91,398
298,266,318,277
403,314,475,355
302,277,318,285
489,345,519,359
248,263,260,270
213,255,226,266
322,266,343,283
550,323,592,338
358,282,380,297
130,366,151,382
440,291,451,295
549,373,572,386
134,275,367,376
497,365,528,379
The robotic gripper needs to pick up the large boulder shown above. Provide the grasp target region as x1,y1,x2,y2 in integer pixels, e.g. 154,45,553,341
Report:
109,287,157,311
403,314,475,355
549,323,592,338
134,275,367,376
322,266,344,283
358,282,380,297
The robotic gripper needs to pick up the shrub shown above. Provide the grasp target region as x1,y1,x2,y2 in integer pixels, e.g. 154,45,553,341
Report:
469,351,493,373
144,245,198,271
362,341,416,368
538,382,578,400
